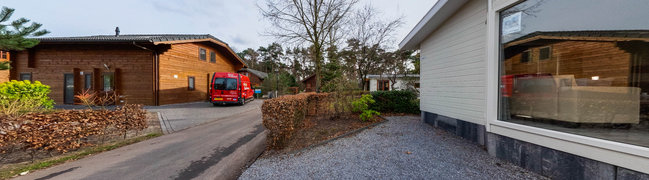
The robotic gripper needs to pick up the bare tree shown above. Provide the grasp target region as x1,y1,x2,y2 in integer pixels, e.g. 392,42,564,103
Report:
341,5,403,89
260,0,358,92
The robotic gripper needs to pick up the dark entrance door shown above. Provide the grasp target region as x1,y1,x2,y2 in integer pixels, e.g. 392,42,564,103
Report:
64,73,74,104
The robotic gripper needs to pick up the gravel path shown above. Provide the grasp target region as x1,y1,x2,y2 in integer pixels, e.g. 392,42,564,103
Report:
240,116,547,180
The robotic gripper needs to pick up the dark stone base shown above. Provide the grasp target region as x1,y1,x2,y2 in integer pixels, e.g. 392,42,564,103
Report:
421,111,486,146
421,111,649,180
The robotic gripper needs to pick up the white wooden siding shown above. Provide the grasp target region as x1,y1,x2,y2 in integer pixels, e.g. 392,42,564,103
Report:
419,0,487,125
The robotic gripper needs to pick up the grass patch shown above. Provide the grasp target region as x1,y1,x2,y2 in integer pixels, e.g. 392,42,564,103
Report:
0,133,162,179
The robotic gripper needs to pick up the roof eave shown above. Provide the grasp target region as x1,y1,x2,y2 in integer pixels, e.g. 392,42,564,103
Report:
154,38,248,68
399,0,469,50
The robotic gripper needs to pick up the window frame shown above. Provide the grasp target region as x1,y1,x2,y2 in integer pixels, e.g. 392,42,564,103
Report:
84,74,93,90
538,46,551,60
377,80,390,91
19,72,32,81
102,72,115,92
487,0,649,173
199,48,207,61
188,76,195,90
210,51,216,63
520,50,531,63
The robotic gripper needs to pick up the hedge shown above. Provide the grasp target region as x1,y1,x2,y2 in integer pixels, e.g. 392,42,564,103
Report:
0,104,147,158
262,92,338,150
370,90,420,114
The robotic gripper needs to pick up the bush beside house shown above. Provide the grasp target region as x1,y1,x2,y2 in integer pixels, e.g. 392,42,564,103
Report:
370,90,420,114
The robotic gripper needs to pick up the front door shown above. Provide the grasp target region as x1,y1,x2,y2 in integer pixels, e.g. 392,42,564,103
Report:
64,73,74,104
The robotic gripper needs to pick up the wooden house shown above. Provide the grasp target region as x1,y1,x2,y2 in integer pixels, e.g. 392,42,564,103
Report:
7,33,246,105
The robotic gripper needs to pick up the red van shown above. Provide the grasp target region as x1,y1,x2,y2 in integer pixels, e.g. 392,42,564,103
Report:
210,72,254,105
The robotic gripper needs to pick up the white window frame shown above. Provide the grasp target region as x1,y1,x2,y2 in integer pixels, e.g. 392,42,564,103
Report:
486,0,649,173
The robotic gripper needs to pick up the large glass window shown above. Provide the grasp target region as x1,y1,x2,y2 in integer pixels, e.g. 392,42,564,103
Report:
103,73,114,91
199,48,207,61
498,0,649,147
210,51,216,63
213,78,238,90
19,73,31,81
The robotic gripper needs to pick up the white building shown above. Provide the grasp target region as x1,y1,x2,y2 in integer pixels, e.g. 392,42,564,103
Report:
366,74,419,92
401,0,649,178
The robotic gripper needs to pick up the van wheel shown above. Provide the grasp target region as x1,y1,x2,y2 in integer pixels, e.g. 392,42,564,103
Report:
239,98,245,106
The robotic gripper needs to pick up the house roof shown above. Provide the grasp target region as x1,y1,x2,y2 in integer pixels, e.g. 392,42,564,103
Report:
366,74,420,79
504,30,649,47
301,74,316,83
399,0,469,50
37,34,227,44
238,68,268,79
35,34,247,68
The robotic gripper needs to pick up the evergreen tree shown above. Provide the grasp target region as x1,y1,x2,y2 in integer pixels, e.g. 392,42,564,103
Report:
0,6,49,70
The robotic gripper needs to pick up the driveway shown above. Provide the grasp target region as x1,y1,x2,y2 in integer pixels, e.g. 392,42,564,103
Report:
147,100,263,133
241,116,546,180
16,100,266,180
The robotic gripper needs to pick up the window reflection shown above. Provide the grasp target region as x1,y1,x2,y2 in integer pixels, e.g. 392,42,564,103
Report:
499,0,649,147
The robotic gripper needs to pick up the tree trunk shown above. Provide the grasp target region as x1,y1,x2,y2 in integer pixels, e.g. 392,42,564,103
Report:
314,44,322,92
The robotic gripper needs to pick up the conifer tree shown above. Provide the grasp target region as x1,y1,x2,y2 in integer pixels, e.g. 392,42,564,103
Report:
0,6,49,70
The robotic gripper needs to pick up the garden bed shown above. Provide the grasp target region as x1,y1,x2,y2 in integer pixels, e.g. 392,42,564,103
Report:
265,114,382,155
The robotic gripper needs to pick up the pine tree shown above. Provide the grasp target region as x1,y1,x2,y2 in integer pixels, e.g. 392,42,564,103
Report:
0,6,49,70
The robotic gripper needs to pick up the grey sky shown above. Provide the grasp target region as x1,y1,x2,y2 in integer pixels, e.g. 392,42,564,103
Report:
2,0,435,52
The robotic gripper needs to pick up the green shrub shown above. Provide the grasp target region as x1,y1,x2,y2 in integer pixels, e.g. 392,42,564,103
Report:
352,94,380,121
0,80,54,117
360,110,380,122
370,90,419,114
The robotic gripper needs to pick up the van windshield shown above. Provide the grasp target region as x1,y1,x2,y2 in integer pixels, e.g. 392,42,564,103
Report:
213,78,237,90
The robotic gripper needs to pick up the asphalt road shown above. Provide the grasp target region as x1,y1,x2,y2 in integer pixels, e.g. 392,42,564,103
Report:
147,100,263,133
15,101,265,180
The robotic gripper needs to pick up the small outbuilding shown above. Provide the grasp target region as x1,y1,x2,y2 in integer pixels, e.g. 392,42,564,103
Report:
365,74,419,92
301,74,317,92
237,68,268,87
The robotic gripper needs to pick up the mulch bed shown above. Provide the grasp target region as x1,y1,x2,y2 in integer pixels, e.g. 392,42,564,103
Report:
263,114,383,156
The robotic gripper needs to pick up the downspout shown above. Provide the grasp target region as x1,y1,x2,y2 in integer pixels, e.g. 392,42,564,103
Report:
132,42,160,106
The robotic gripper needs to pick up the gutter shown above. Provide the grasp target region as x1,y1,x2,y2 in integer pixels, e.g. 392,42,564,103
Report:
132,42,160,106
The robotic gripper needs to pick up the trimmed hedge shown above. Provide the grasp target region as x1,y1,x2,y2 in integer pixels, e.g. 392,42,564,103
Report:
262,93,336,150
262,93,310,150
0,104,147,156
370,90,420,114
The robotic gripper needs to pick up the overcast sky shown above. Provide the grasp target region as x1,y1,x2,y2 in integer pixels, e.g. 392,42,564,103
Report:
2,0,435,52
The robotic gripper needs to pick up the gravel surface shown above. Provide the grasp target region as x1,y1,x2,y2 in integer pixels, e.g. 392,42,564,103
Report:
240,116,547,180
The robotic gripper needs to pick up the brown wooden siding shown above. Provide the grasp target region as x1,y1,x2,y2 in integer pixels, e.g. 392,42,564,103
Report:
158,42,240,104
11,44,155,105
504,41,632,87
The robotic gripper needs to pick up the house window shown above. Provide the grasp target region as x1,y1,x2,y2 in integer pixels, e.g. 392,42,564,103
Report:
19,73,32,81
84,74,92,90
210,51,216,63
378,80,390,91
103,72,114,91
498,0,649,147
520,50,531,63
539,46,551,60
199,48,207,61
1,51,7,59
188,76,195,90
